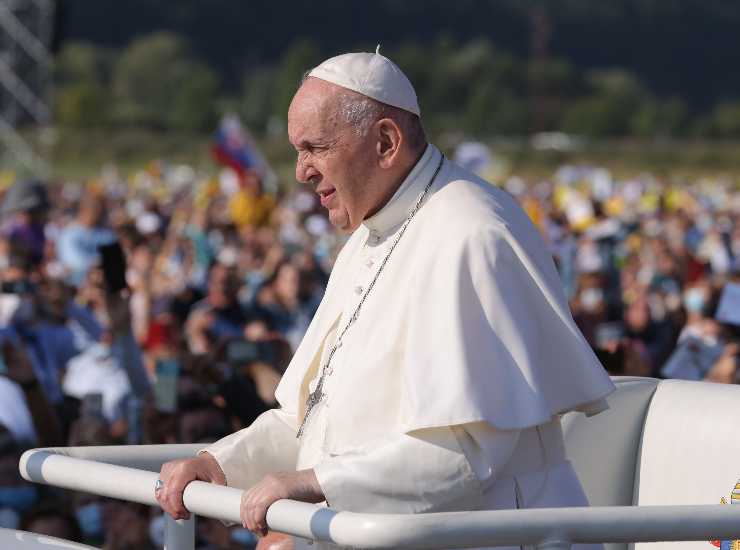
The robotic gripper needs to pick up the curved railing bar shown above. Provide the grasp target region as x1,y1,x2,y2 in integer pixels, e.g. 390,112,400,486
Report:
19,446,740,549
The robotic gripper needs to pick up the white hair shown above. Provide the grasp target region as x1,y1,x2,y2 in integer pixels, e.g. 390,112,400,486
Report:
336,92,384,137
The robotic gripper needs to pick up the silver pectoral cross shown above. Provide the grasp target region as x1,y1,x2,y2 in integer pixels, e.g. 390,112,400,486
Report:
294,154,445,440
297,375,325,438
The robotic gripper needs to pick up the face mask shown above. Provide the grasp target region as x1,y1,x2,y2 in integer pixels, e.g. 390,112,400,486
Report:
76,502,103,538
683,288,706,314
149,514,165,548
0,507,20,529
696,215,713,233
580,288,604,312
231,527,258,546
0,485,38,512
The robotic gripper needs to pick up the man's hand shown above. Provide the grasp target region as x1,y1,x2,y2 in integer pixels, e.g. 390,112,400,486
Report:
105,291,132,336
706,343,739,384
241,469,324,537
256,532,294,550
156,452,227,520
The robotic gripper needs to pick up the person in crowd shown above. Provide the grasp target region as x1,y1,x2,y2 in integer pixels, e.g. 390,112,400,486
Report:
186,263,253,352
622,292,675,377
0,336,63,446
72,493,106,546
101,501,156,550
19,502,83,543
0,427,39,531
255,260,321,351
229,171,276,229
0,180,50,266
56,194,116,287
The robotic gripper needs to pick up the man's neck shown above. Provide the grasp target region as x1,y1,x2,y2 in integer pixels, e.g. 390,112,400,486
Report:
365,143,427,220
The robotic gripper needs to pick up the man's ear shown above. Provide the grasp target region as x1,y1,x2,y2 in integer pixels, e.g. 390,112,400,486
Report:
375,118,403,169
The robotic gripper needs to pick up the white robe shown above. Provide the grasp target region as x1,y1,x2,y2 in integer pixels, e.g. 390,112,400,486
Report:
205,144,615,549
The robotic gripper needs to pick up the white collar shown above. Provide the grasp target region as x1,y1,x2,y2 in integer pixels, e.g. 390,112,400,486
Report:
362,144,441,237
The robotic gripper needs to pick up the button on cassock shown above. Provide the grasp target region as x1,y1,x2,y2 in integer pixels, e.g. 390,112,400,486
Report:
354,285,364,295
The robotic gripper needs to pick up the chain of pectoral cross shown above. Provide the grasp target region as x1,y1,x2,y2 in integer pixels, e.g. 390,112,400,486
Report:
296,155,445,438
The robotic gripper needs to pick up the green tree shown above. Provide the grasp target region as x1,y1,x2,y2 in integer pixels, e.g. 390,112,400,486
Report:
630,97,687,137
272,39,323,123
167,63,220,131
56,83,108,127
55,42,111,85
528,58,579,131
54,42,111,127
423,37,526,135
561,69,647,136
111,32,220,131
465,80,528,136
239,67,278,132
710,102,740,137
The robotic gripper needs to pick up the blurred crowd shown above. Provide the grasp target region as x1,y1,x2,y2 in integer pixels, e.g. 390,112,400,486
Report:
0,164,337,549
501,164,740,383
0,156,738,549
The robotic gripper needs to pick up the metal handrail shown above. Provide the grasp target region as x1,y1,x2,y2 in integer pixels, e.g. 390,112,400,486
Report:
19,445,740,550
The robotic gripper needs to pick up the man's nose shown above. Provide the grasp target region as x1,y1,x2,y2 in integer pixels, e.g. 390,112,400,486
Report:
296,156,320,185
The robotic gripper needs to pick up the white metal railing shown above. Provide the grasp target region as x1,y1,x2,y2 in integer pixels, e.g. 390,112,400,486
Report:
19,445,740,550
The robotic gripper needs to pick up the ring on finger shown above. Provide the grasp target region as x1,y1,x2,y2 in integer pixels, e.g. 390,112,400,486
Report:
154,479,165,493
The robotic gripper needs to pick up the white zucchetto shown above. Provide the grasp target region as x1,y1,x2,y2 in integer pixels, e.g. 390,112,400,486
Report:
308,48,421,116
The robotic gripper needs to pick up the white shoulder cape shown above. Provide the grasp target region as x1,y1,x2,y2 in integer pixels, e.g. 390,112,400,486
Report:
276,151,614,433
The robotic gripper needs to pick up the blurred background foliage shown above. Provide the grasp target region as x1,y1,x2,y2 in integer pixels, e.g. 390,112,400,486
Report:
55,32,739,139
36,0,740,177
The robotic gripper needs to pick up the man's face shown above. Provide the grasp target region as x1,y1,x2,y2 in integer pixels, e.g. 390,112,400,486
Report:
288,78,377,232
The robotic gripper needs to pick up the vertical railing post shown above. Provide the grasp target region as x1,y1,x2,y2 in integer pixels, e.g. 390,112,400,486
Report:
536,537,572,550
164,514,195,550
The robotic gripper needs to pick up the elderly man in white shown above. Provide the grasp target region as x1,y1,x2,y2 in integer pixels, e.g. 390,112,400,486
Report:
156,49,615,550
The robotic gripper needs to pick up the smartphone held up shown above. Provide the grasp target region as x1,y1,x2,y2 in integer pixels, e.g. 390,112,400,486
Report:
98,241,128,294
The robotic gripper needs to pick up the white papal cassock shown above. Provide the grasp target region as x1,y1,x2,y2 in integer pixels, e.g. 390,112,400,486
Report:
204,144,616,550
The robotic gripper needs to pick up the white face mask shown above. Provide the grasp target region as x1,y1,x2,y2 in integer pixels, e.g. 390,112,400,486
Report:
149,514,165,548
0,294,21,325
75,502,103,538
230,527,258,546
696,215,713,233
580,288,604,312
683,288,706,314
0,507,20,529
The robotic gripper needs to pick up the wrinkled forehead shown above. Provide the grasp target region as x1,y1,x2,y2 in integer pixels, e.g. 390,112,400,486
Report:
288,77,346,145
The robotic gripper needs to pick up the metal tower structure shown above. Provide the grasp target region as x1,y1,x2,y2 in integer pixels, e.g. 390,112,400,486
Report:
0,0,55,176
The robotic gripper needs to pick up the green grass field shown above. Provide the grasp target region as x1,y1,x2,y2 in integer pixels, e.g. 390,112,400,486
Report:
10,128,740,185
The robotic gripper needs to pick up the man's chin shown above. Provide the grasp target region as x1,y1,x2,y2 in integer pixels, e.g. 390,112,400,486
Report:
328,210,354,232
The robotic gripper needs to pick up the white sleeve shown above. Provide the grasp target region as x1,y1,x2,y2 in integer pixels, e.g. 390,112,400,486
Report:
200,408,299,490
312,423,520,513
452,422,520,487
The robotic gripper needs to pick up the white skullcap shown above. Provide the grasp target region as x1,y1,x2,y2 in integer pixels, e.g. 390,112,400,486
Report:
308,46,420,116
